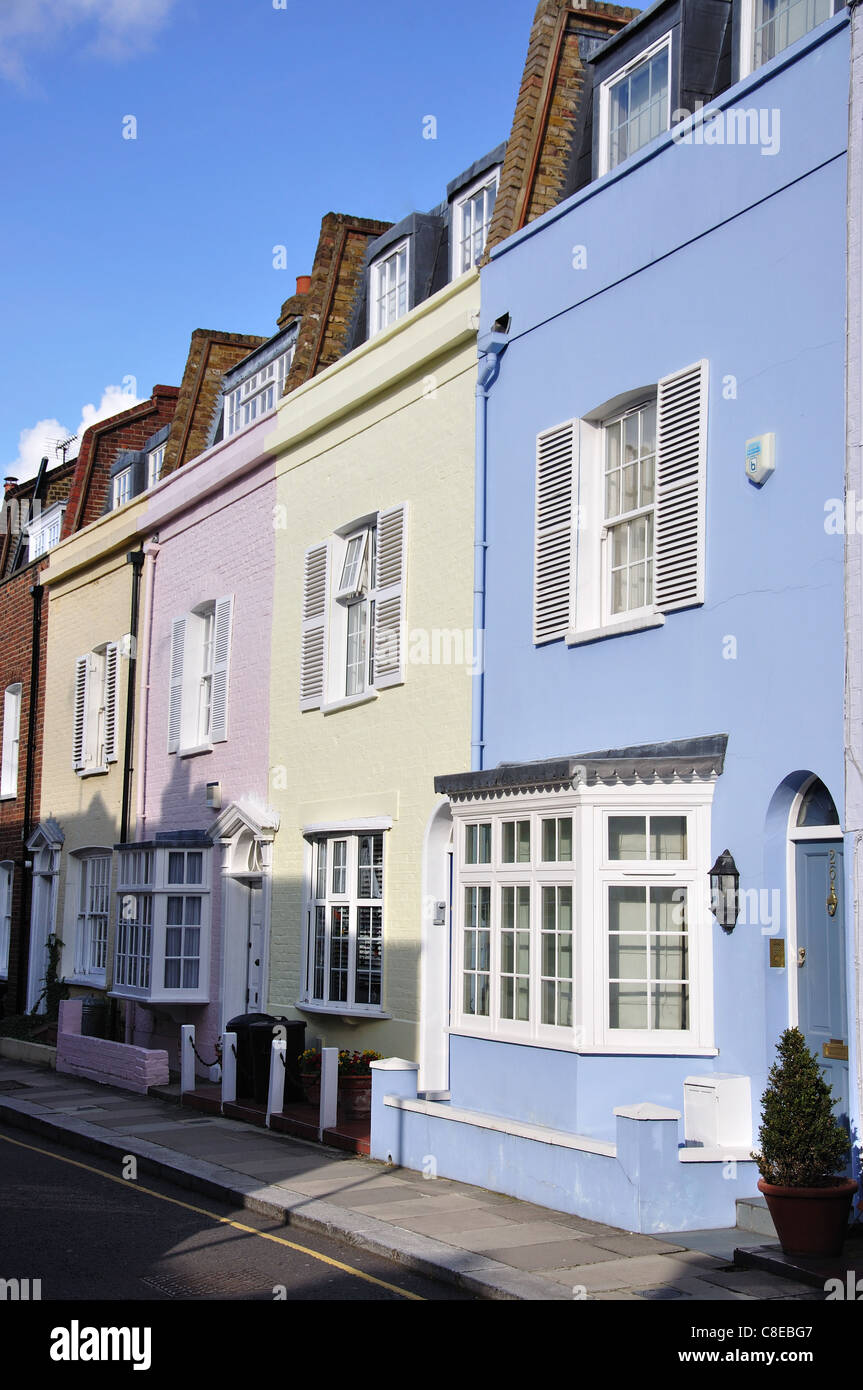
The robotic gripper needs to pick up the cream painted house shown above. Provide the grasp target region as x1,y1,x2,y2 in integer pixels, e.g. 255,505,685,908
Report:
37,500,149,1011
267,270,480,1083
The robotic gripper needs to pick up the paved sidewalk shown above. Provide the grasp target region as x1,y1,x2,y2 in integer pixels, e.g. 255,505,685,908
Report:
0,1057,821,1302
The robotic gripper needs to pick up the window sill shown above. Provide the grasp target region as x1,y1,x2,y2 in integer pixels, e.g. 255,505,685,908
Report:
449,1026,716,1056
77,767,109,779
178,743,213,759
0,792,17,803
566,612,665,646
321,691,379,716
108,989,210,1006
67,975,107,989
295,1000,391,1021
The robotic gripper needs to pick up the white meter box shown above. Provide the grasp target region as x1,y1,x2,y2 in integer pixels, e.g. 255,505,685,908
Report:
745,433,775,486
683,1073,752,1148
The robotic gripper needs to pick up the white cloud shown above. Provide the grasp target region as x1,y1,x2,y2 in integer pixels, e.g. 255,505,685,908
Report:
5,383,144,484
0,0,177,84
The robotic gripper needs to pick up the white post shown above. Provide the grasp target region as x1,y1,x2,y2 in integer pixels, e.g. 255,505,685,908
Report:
180,1024,196,1094
266,1037,287,1127
320,1046,339,1137
221,1031,237,1108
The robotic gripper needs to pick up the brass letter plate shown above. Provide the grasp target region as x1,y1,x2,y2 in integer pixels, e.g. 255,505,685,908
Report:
769,939,785,968
823,1040,848,1061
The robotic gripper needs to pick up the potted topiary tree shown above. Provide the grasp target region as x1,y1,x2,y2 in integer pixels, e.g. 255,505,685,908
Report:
752,1027,856,1256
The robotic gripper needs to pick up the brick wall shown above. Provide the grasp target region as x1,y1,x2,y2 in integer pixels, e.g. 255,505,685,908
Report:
160,331,266,478
284,213,392,394
487,0,637,249
62,385,179,536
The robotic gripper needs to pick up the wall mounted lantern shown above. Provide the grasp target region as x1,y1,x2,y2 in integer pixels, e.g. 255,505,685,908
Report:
709,849,740,933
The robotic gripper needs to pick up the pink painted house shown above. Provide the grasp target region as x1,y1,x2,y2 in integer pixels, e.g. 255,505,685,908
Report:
114,396,283,1073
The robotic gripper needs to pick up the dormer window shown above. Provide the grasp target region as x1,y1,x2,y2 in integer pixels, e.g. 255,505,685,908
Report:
112,467,134,510
599,35,671,175
148,443,165,489
224,347,294,440
741,0,832,76
452,169,500,276
27,501,66,561
369,240,409,336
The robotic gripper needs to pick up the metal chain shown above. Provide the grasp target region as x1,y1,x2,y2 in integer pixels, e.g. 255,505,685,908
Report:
187,1034,223,1069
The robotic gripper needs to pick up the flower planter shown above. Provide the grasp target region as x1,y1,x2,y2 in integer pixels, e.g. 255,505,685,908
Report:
757,1177,858,1257
339,1075,372,1119
300,1073,321,1108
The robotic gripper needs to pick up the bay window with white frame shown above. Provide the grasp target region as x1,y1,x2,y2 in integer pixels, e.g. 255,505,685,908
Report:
302,830,385,1013
112,845,209,1003
450,779,715,1054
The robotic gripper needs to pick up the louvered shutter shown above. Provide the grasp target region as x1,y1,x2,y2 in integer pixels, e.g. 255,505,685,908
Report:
300,543,329,710
655,360,708,612
209,596,233,744
103,643,120,763
73,656,89,770
534,420,575,644
374,503,407,689
168,616,186,753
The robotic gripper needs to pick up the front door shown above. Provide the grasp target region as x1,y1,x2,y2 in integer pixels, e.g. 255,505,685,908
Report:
246,881,264,1011
26,874,55,1014
795,841,848,1125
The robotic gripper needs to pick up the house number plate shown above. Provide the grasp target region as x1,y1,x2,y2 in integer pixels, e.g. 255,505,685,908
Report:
822,1040,848,1061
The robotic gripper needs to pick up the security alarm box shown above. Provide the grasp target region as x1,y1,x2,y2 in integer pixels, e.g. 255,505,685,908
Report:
683,1074,752,1148
745,433,775,486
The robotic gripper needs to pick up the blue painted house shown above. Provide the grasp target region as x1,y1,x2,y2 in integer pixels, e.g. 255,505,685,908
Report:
372,0,854,1232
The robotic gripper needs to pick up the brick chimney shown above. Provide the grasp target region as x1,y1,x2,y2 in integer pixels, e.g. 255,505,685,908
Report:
4,477,19,497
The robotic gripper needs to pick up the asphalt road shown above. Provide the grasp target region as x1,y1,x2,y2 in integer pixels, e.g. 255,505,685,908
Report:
0,1122,473,1302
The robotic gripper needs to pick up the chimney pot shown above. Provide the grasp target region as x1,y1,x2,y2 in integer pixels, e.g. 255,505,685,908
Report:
4,476,19,496
296,275,312,296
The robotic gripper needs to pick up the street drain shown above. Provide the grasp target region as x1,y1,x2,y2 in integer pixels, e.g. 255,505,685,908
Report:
140,1270,266,1299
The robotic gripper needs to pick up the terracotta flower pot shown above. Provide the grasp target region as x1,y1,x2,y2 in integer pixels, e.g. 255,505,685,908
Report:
339,1075,372,1119
757,1177,858,1257
300,1073,321,1107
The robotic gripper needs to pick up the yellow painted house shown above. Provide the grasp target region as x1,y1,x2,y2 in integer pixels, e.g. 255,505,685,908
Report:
266,268,481,1088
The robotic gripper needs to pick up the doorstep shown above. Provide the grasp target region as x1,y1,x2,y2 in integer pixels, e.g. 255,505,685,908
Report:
735,1229,863,1290
271,1100,371,1155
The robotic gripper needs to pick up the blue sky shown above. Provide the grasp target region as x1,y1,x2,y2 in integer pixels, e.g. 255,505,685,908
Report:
0,0,535,479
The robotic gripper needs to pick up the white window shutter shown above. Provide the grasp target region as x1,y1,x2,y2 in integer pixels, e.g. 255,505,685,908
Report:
534,420,575,644
168,616,186,753
655,360,708,612
73,657,88,770
374,503,407,689
209,596,233,744
103,644,120,764
300,543,329,710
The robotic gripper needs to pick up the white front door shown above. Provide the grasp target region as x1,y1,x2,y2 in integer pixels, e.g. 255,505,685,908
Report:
246,881,264,1011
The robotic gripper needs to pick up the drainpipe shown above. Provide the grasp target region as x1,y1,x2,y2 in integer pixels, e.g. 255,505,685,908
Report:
16,582,43,1012
120,551,145,845
134,540,160,839
472,324,510,771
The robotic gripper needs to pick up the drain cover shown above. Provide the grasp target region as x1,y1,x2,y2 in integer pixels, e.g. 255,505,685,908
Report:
636,1287,687,1300
140,1270,266,1299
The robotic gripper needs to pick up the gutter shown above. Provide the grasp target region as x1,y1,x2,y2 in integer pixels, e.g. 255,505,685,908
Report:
120,550,145,844
16,582,43,1011
472,324,510,771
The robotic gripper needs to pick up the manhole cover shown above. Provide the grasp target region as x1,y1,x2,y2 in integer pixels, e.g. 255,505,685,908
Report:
0,1080,30,1091
636,1287,687,1300
140,1270,266,1299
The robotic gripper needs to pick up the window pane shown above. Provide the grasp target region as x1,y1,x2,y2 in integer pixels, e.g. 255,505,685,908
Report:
502,820,530,863
357,833,383,899
610,982,648,1029
168,853,184,885
650,816,687,860
186,852,203,884
609,933,647,979
609,883,647,932
315,841,327,900
332,840,347,894
609,817,646,860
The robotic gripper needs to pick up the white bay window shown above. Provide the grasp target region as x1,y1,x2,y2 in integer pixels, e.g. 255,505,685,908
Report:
112,845,209,1003
73,852,111,982
448,762,717,1054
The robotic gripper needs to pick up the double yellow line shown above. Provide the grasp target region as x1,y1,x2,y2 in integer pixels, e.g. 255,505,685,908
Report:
0,1129,424,1300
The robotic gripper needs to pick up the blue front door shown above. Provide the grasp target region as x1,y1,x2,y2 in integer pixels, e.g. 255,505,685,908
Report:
795,841,848,1126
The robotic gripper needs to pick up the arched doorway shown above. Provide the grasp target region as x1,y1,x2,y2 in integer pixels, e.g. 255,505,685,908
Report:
211,800,278,1029
787,776,847,1125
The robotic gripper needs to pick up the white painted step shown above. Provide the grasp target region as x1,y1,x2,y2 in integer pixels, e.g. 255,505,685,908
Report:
736,1195,777,1237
